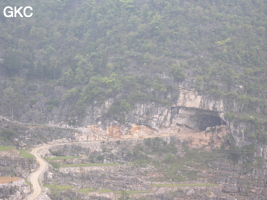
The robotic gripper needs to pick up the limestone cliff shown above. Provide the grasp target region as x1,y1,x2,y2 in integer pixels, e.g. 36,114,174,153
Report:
0,88,251,148
76,89,227,143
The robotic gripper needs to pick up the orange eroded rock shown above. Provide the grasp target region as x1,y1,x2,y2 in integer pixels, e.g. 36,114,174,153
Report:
130,125,155,138
107,125,121,138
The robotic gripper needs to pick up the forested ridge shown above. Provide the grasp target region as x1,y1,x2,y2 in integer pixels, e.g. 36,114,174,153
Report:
0,0,267,141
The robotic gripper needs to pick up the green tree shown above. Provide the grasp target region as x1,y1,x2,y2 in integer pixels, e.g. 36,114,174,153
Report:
170,63,185,82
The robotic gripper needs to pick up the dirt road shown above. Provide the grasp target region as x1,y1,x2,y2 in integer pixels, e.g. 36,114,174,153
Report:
26,145,51,200
25,130,211,200
25,141,102,200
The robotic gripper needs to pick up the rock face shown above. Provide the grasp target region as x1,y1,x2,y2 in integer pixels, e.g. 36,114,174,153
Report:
1,88,226,131
73,89,228,142
0,88,230,147
0,88,249,149
97,89,226,133
177,89,224,114
0,179,30,200
0,150,35,178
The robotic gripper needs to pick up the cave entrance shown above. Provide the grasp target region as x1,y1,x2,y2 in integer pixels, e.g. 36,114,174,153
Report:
173,107,226,132
194,113,226,131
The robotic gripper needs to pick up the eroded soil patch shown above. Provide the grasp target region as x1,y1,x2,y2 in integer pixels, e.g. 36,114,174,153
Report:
0,177,22,184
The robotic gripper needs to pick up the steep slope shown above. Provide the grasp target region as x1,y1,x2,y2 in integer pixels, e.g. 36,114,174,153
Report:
0,1,266,199
0,1,266,136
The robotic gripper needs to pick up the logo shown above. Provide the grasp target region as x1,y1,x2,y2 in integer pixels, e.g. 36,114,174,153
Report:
3,6,33,18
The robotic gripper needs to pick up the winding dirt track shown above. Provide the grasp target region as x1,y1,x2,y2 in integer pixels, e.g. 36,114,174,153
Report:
25,132,202,199
26,145,52,200
25,141,104,200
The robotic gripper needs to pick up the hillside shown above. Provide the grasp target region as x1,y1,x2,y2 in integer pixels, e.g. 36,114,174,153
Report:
0,0,266,125
0,1,267,199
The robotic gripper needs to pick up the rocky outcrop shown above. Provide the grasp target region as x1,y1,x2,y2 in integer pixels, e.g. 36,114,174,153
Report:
70,89,227,141
0,150,35,178
0,179,30,200
96,89,226,133
0,88,247,149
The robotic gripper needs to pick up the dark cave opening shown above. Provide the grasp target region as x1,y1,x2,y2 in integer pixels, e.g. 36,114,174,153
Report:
195,113,226,131
173,107,227,132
